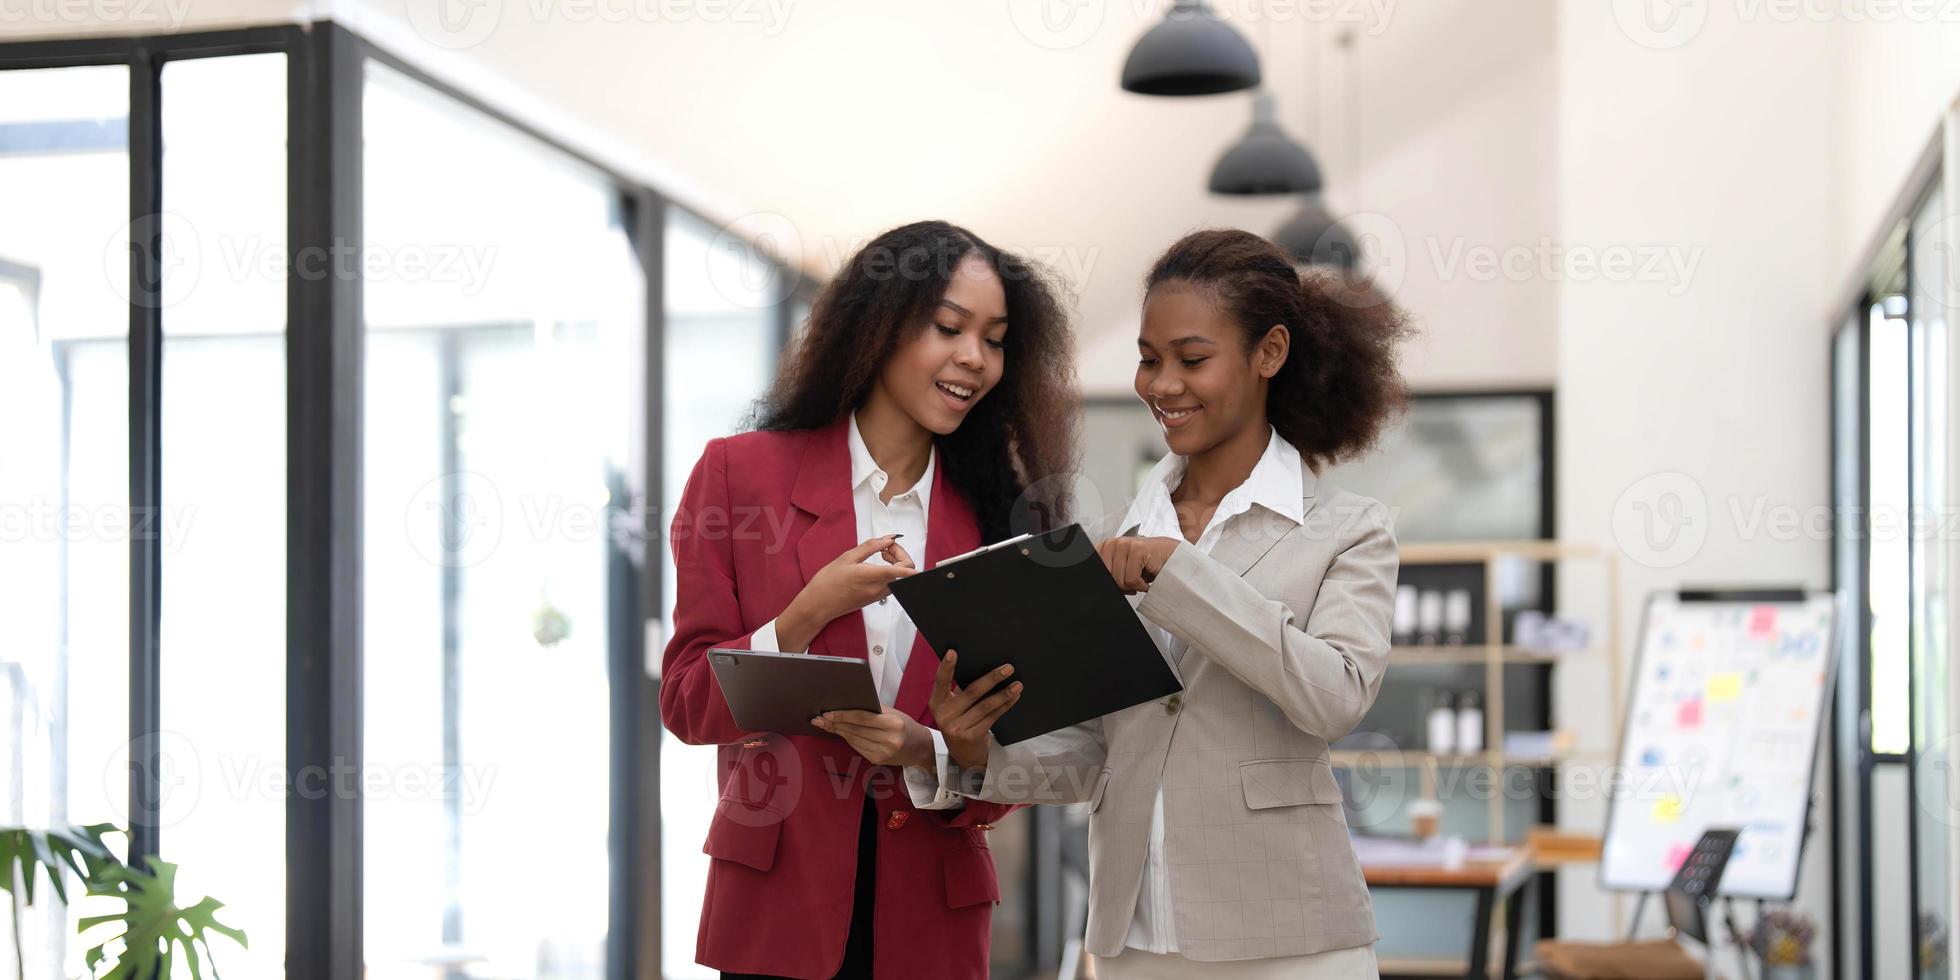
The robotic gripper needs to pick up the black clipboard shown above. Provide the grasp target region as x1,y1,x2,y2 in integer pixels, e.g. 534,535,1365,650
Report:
887,523,1182,745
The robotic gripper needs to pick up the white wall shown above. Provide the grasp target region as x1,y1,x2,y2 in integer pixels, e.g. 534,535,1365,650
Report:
1554,0,1840,960
1836,16,1960,274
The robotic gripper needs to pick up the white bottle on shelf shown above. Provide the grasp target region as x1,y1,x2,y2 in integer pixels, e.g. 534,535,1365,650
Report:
1443,589,1472,646
1426,689,1457,756
1456,690,1484,755
1393,585,1419,646
1416,590,1444,646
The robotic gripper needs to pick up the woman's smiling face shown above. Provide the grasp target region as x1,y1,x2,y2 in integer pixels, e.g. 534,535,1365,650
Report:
877,254,1008,435
1135,282,1274,457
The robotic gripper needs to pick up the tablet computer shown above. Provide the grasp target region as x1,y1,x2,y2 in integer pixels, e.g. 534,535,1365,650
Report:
708,648,882,738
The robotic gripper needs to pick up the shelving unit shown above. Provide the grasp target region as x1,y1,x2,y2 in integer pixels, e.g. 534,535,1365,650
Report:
1355,540,1624,845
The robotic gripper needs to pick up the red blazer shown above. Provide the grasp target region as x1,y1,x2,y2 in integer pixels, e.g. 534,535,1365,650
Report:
661,419,1021,980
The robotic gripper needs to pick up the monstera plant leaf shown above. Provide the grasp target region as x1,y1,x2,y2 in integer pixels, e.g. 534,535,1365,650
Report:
77,859,247,980
0,823,116,907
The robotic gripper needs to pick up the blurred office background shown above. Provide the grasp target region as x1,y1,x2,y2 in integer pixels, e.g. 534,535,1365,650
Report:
2,2,1958,978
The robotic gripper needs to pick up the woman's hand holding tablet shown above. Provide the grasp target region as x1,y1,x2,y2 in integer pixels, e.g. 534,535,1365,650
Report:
812,706,935,768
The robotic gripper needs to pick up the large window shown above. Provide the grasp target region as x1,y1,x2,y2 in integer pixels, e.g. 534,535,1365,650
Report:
0,24,796,980
362,62,642,980
0,63,131,980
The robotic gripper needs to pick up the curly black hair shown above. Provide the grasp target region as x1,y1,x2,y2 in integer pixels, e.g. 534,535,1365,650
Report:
1143,228,1414,471
752,220,1080,539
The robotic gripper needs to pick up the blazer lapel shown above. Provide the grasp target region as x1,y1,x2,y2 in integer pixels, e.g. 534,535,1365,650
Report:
789,420,867,662
894,458,980,720
1205,460,1320,578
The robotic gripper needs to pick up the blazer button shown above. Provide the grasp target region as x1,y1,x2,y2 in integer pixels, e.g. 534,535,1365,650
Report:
885,811,909,831
1165,693,1182,715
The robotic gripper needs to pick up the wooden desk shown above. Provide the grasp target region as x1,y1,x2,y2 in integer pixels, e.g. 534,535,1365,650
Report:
1364,844,1536,980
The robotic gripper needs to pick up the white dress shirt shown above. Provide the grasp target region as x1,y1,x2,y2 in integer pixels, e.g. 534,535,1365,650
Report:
1114,428,1306,955
749,414,959,806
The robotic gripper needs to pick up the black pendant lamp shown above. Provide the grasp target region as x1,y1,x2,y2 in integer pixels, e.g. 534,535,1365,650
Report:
1209,91,1322,195
1120,0,1261,96
1273,198,1360,269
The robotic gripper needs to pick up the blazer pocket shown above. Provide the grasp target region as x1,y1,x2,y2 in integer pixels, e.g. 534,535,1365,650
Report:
1086,768,1115,814
942,845,1000,909
702,800,784,872
1238,757,1343,810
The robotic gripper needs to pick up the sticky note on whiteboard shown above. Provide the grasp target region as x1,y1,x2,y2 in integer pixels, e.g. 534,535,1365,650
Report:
1665,841,1693,871
1652,795,1683,823
1708,672,1743,702
1749,605,1777,636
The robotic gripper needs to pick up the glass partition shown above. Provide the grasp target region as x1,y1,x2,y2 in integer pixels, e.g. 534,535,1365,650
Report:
0,63,131,979
362,61,643,980
155,53,290,980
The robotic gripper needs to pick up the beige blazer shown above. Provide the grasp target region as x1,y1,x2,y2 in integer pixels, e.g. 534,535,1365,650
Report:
959,462,1397,962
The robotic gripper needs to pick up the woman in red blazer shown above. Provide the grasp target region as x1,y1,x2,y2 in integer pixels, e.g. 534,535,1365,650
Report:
662,220,1080,980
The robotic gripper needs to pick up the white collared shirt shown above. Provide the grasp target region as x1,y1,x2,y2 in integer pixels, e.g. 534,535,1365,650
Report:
750,413,961,807
1115,427,1306,954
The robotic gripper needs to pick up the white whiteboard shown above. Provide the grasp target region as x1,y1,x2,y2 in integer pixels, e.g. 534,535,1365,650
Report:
1599,593,1839,899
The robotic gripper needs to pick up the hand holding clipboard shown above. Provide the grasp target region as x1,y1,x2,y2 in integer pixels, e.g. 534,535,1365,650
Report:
928,651,1023,768
887,523,1183,747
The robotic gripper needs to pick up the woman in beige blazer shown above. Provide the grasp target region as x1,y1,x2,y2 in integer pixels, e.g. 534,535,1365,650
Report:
916,229,1415,978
